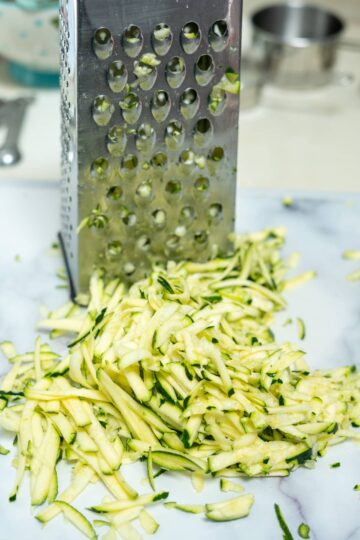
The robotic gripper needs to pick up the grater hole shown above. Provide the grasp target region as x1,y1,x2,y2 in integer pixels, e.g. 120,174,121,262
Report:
195,54,215,86
209,20,229,52
208,202,223,222
107,186,123,201
91,157,109,180
152,208,167,229
88,211,109,230
152,152,168,169
120,206,137,226
124,212,137,226
93,27,114,60
107,240,123,258
193,118,213,147
152,23,173,56
123,25,143,58
181,22,201,54
107,60,128,93
119,93,142,124
194,230,208,246
194,176,210,194
165,120,185,150
179,88,200,120
209,146,225,162
174,225,187,237
165,180,182,196
136,123,156,153
136,179,153,201
107,125,127,156
179,149,195,166
166,234,180,250
166,57,186,89
137,234,151,251
208,86,227,116
119,205,128,219
124,262,136,276
121,154,138,172
134,58,158,91
92,95,115,126
151,90,171,123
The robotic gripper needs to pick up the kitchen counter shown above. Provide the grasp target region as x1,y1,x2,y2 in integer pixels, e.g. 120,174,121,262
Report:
1,180,359,540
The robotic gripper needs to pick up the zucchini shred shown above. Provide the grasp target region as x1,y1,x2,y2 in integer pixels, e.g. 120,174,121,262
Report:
0,228,359,538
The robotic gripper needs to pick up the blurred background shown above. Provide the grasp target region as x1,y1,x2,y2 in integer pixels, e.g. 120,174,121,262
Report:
0,0,359,192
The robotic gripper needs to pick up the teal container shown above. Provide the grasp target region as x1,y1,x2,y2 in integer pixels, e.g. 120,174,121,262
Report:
0,0,59,87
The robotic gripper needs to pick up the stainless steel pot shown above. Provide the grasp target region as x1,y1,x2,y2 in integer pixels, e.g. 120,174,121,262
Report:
251,3,347,89
240,58,265,110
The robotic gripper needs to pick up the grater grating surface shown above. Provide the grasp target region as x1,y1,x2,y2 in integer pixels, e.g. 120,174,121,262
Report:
59,0,242,296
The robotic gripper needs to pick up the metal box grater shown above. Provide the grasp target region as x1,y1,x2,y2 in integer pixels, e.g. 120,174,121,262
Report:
59,0,243,297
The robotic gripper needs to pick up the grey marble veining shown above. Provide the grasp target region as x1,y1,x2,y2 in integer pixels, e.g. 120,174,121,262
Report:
0,180,359,540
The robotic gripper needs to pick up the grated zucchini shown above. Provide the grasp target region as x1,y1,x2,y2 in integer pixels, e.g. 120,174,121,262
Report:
0,229,359,536
88,491,168,514
164,501,205,514
139,510,159,535
282,196,294,207
220,478,244,494
297,318,306,340
342,250,360,260
0,444,10,455
298,522,311,539
54,500,97,539
205,494,254,522
347,269,360,282
191,470,205,493
274,503,294,540
0,341,16,360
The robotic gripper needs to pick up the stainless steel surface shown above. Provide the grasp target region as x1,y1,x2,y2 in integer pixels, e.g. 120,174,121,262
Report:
251,3,345,89
59,0,242,295
0,97,33,166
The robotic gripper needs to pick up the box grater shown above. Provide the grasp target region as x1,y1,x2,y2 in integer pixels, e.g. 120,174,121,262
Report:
59,0,243,298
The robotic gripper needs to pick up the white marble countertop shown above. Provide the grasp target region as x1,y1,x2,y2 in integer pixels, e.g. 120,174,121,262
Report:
0,180,359,540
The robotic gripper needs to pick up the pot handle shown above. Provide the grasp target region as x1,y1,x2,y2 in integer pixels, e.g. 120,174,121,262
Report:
0,97,34,167
339,39,360,52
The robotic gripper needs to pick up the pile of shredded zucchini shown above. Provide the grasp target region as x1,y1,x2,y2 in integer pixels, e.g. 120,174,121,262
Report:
1,228,359,539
